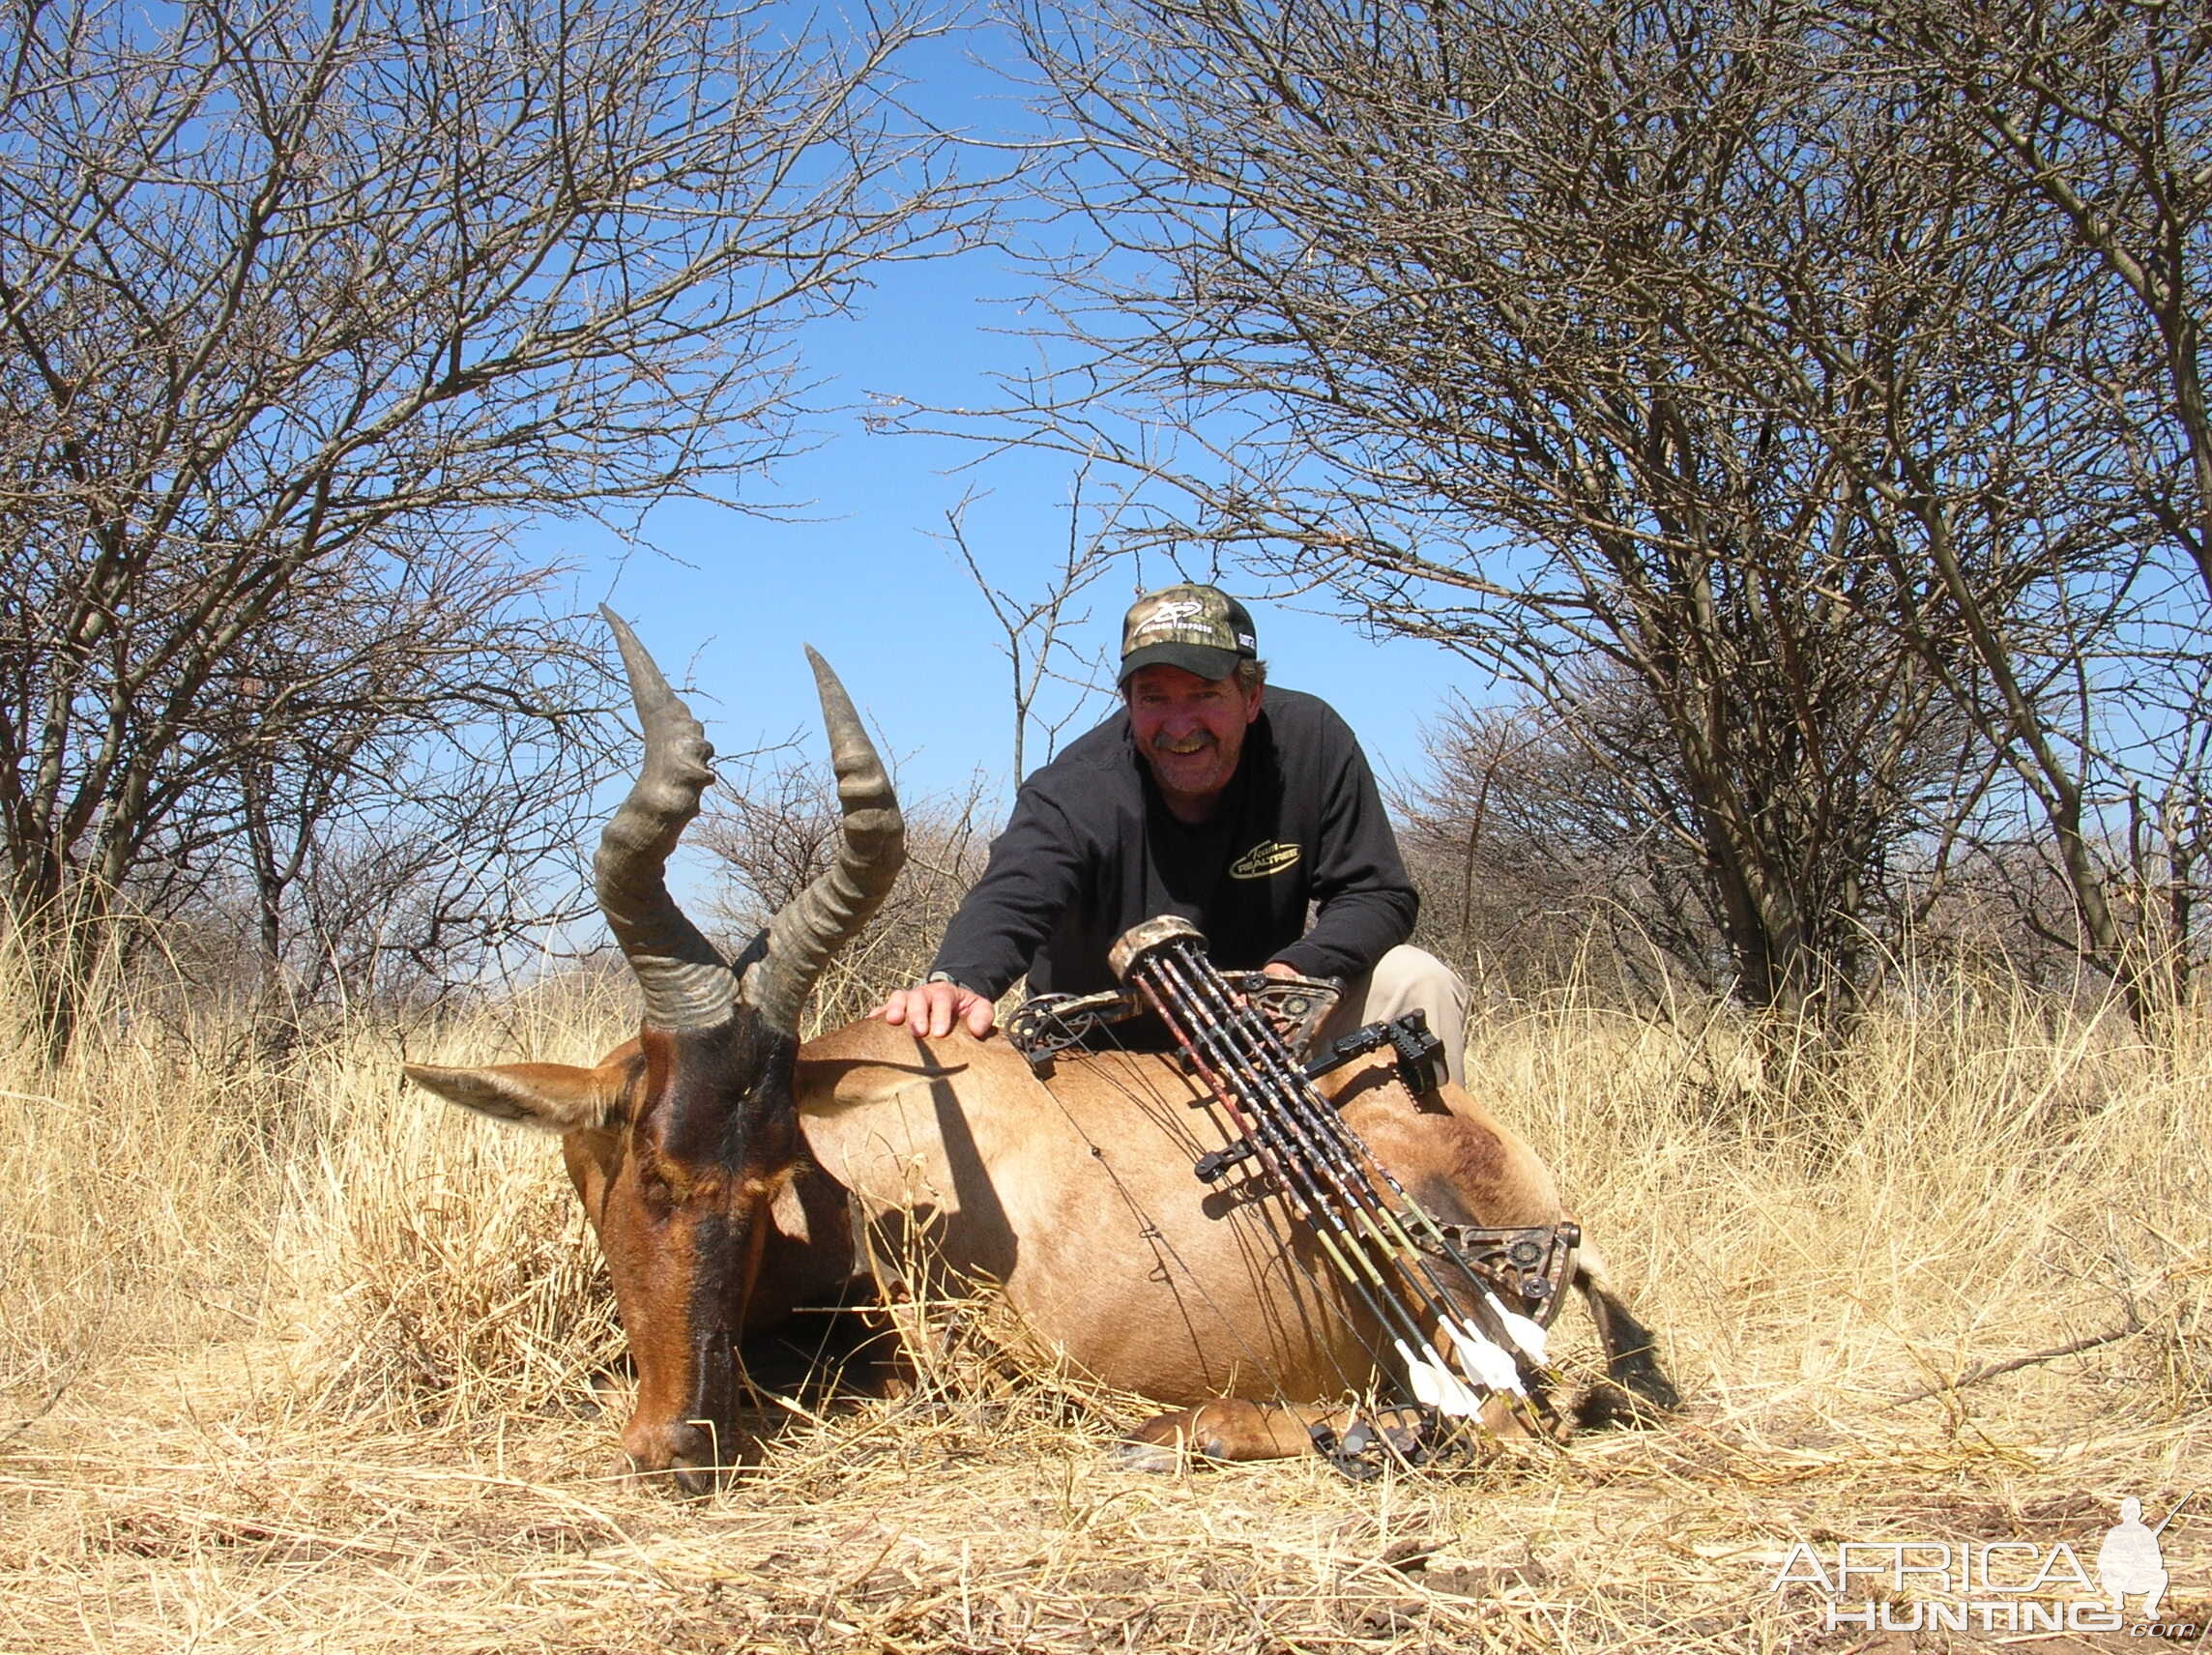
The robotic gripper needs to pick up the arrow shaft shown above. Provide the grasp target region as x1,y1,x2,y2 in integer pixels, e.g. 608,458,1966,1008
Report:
1162,985,1446,1362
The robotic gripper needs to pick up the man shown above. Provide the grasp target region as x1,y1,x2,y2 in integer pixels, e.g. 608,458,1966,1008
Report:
874,583,1471,1085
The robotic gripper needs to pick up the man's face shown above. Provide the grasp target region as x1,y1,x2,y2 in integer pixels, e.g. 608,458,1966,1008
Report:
1125,663,1263,810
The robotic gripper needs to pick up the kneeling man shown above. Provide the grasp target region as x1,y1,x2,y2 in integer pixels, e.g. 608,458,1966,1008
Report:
875,583,1470,1085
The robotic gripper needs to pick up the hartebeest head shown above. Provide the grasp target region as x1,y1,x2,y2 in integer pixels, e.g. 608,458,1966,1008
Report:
404,611,903,1492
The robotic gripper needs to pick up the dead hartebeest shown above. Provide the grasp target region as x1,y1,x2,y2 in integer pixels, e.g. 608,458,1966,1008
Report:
405,617,1675,1490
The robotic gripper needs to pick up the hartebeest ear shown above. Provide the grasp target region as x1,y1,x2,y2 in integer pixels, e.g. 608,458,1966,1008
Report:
403,1062,616,1132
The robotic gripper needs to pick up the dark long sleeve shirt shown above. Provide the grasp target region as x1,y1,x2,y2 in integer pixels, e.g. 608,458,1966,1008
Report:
931,687,1417,999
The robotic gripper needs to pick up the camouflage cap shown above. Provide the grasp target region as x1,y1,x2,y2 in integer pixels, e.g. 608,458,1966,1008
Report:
1118,583,1259,685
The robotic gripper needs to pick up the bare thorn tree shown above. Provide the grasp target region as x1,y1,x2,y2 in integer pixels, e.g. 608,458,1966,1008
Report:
696,744,993,1033
1394,677,1735,1002
0,0,990,1060
940,470,1123,786
1831,0,2212,1019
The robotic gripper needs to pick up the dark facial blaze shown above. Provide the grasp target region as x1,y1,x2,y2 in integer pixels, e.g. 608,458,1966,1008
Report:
584,1007,801,1494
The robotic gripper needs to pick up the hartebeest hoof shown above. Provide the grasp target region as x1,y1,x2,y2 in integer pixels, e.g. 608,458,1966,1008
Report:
1110,1437,1197,1473
1118,1394,1548,1473
1572,1272,1680,1420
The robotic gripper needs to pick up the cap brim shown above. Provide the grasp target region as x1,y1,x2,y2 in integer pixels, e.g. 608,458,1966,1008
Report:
1119,641,1244,685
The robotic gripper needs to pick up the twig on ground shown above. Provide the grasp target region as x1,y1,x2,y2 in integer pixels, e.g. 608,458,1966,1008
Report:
0,1364,88,1452
1885,1318,2145,1409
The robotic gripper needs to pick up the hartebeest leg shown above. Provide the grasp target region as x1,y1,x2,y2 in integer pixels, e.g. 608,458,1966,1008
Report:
1114,1400,1351,1468
1111,1249,1678,1470
1113,1389,1535,1470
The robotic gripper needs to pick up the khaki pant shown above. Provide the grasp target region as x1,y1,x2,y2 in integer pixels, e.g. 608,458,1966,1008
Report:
1314,944,1471,1089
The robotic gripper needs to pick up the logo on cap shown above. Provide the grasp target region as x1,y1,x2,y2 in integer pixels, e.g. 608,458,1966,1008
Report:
1131,597,1208,639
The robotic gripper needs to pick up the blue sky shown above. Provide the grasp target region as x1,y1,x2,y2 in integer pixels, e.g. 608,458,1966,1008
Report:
520,17,1496,818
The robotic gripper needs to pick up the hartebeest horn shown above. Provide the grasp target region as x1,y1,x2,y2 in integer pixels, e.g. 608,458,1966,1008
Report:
739,647,906,1032
594,610,905,1036
595,607,736,1031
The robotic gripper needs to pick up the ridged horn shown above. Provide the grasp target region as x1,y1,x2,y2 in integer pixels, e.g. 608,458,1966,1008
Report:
593,607,736,1031
740,647,906,1033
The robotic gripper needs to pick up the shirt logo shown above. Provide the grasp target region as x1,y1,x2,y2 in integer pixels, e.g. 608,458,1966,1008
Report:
1229,840,1301,879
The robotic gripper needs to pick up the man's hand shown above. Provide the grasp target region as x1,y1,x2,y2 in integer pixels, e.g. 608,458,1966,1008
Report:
872,978,997,1039
1261,960,1302,981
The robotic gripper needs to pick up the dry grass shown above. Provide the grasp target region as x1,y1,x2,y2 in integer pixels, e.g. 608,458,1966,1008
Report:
2,948,2206,1653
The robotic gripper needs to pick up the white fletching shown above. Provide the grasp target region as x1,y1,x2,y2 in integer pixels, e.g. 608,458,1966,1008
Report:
1440,1368,1487,1417
1396,1339,1442,1409
1484,1292,1551,1363
1396,1338,1481,1416
1446,1319,1526,1395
